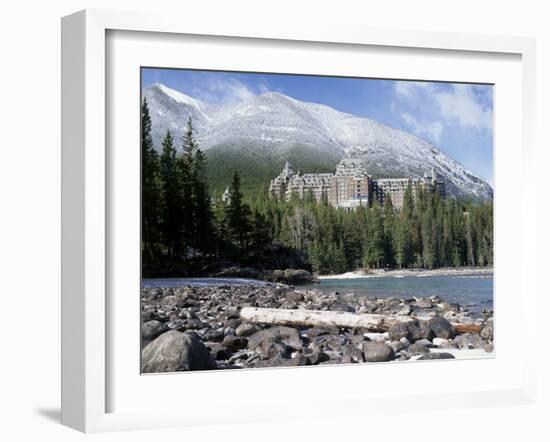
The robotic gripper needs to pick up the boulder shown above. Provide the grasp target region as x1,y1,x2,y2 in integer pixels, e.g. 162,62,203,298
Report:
264,269,317,285
389,340,407,353
284,269,316,285
207,343,231,361
427,316,454,339
343,344,364,363
362,342,395,362
305,351,330,365
329,302,356,313
417,352,455,360
142,330,216,373
388,321,413,341
235,322,260,337
284,291,304,303
408,341,431,355
141,320,167,341
388,320,431,342
247,326,302,352
304,327,337,340
480,321,494,341
432,337,448,347
257,341,289,360
203,328,225,342
453,333,484,349
222,335,248,351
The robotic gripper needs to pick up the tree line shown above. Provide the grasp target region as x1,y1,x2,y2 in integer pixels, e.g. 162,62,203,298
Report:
142,98,493,276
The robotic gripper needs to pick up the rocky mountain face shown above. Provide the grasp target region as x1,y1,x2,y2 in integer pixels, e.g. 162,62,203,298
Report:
143,83,493,201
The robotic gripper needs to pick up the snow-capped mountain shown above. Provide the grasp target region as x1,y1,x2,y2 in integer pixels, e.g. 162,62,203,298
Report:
143,83,493,201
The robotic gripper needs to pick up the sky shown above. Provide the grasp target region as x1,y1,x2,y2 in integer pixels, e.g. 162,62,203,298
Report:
142,68,494,186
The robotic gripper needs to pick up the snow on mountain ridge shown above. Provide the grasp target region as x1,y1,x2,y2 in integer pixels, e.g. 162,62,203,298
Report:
142,83,493,200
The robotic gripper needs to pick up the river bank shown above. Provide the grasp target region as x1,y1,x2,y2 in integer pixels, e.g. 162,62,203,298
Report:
318,267,493,280
141,281,494,373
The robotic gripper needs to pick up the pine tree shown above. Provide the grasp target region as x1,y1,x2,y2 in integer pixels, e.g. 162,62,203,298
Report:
141,97,161,266
159,130,181,257
383,194,396,267
191,148,213,255
363,200,384,268
225,171,252,259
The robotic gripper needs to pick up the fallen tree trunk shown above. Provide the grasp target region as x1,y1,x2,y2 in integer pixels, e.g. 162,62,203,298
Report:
240,307,407,332
240,307,481,335
452,323,482,334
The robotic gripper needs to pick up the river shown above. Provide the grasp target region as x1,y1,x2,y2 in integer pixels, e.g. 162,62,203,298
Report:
303,274,493,312
143,273,493,312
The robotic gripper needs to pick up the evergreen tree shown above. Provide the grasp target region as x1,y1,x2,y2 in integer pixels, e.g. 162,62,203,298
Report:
225,171,252,258
159,130,181,257
383,194,396,267
363,200,384,268
141,97,161,265
191,148,213,255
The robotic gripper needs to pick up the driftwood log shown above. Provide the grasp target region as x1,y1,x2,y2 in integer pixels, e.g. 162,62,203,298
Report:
240,307,407,332
452,323,482,334
240,307,479,334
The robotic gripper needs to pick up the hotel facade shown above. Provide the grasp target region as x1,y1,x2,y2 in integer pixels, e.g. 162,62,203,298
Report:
269,158,445,210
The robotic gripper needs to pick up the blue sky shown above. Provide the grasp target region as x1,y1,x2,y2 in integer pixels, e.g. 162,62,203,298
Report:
142,68,494,185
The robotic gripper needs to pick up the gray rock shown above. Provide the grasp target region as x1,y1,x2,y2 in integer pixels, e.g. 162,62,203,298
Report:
185,318,206,330
389,340,407,353
305,327,338,339
247,326,302,352
362,342,395,362
412,309,437,321
235,322,260,337
408,341,431,355
417,352,455,360
388,321,413,341
141,320,167,341
257,341,289,359
415,338,434,348
284,291,304,303
203,328,224,342
142,330,216,373
388,320,431,342
480,321,494,341
343,344,364,363
427,316,454,339
305,351,330,365
222,335,248,351
207,343,231,361
453,333,484,349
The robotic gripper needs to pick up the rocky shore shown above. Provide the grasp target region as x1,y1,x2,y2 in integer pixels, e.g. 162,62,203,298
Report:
141,283,494,373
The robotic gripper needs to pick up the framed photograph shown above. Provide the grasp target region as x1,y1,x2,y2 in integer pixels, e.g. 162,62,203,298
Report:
61,9,537,432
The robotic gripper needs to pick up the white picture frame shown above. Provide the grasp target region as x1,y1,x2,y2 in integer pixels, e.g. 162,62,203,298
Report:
61,9,537,433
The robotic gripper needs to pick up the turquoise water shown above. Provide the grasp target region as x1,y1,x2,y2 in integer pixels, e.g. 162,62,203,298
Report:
304,275,493,311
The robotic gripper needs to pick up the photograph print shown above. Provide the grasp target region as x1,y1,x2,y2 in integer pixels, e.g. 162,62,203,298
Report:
140,68,494,374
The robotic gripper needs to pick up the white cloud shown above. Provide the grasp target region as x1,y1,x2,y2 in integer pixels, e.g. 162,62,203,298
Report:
400,112,443,142
394,81,433,98
435,84,493,132
394,81,492,134
191,75,271,104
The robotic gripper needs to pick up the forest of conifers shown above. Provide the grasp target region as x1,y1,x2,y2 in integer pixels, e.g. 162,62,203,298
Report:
141,98,493,277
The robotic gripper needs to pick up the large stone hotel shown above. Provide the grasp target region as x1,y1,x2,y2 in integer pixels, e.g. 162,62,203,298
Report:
269,158,445,210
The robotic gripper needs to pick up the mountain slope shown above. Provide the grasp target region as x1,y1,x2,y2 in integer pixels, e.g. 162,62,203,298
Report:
143,84,493,201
